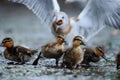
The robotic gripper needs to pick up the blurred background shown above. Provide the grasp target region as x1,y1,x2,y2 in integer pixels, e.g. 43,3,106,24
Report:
0,0,120,80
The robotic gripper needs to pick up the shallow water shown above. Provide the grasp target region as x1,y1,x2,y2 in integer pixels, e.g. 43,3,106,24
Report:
0,1,120,80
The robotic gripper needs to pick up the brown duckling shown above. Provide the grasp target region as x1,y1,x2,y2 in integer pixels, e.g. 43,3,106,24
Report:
81,46,107,66
61,36,85,69
0,37,37,64
116,52,120,70
33,35,65,66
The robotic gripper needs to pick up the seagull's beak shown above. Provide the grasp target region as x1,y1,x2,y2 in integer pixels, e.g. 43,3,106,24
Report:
102,55,107,61
56,20,63,25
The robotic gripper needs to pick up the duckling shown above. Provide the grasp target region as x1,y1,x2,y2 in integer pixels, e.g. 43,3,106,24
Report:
116,52,120,70
81,46,107,66
0,37,37,64
61,36,85,69
33,35,65,66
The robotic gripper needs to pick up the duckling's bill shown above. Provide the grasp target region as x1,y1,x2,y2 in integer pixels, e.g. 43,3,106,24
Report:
102,55,107,61
0,43,4,47
63,39,68,45
81,41,86,45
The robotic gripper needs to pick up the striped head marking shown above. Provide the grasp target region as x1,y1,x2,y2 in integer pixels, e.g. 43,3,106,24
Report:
95,46,107,60
73,36,85,46
57,35,65,44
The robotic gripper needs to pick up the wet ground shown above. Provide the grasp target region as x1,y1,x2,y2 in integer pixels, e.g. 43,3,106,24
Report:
0,1,120,80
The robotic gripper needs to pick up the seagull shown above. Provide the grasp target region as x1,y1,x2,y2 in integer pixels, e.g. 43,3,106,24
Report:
65,0,120,41
8,0,61,26
8,0,120,45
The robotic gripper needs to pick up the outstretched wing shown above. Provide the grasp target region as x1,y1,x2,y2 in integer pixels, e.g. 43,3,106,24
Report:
76,0,120,41
9,0,60,26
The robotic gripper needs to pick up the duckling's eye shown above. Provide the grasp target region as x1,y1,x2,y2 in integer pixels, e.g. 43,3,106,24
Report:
62,16,64,19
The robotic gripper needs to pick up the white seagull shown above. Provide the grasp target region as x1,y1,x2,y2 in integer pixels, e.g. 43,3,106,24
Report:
8,0,120,45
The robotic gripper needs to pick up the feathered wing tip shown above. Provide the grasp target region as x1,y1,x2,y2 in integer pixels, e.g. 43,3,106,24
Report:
105,7,120,29
8,0,55,26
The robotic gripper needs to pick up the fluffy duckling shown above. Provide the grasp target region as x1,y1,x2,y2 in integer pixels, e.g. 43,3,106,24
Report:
0,37,37,64
33,35,65,66
81,46,107,66
116,52,120,70
61,36,85,69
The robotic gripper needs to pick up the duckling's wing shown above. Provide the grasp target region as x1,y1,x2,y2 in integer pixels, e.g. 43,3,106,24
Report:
76,0,120,41
64,48,73,59
9,0,60,26
15,46,37,55
84,47,100,62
